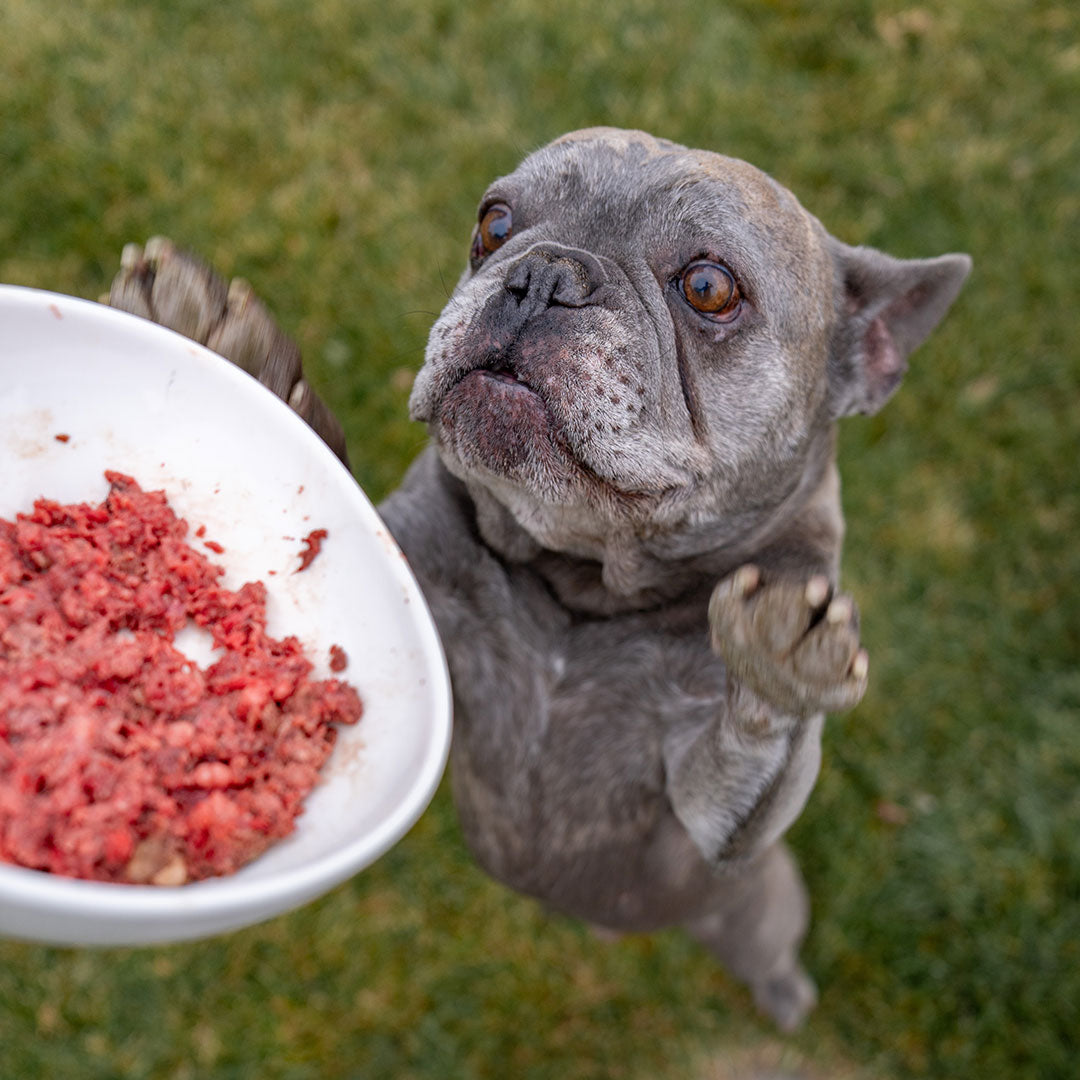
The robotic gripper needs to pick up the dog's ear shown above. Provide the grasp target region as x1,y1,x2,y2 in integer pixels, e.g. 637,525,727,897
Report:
827,240,971,418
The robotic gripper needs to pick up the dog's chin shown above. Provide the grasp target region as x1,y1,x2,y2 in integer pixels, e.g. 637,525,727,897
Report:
432,369,579,496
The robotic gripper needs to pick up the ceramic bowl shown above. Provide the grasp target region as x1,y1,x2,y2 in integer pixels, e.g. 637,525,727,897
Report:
0,285,451,946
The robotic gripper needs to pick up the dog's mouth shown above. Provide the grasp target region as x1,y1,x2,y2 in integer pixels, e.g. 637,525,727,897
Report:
474,361,533,391
448,357,549,417
429,345,584,492
444,345,556,411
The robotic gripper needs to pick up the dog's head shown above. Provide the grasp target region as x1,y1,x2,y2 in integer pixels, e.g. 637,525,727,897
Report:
410,128,970,563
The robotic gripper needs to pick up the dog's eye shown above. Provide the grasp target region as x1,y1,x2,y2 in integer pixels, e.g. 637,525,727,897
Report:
680,261,741,319
472,203,513,263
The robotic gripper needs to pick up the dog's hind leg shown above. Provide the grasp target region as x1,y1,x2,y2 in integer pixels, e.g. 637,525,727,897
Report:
684,841,817,1032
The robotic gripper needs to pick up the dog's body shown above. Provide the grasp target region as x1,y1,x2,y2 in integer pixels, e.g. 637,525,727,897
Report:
107,128,970,1028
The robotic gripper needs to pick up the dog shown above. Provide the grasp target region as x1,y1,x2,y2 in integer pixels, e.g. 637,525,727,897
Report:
105,128,970,1029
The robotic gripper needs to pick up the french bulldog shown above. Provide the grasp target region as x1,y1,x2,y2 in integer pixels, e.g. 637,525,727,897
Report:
105,128,970,1029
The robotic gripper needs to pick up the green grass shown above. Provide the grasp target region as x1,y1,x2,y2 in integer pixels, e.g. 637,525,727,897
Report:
2,1,1078,1077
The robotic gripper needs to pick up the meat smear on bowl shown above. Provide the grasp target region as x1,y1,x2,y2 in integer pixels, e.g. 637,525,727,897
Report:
0,473,362,886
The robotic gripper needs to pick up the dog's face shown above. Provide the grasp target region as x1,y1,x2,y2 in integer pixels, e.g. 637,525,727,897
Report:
410,128,969,557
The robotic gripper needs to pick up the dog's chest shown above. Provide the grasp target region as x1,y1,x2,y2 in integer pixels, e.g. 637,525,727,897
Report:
442,575,726,880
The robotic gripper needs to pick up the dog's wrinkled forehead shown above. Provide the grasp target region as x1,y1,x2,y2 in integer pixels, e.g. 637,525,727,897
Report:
490,128,830,302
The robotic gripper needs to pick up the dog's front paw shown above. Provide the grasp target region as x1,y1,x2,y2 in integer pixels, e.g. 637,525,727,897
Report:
103,238,348,464
709,565,868,717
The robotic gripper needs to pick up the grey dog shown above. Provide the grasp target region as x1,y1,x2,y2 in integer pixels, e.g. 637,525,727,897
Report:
106,127,970,1029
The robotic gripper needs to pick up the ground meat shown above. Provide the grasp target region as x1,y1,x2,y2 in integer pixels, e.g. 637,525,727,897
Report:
295,529,328,572
329,644,348,672
0,472,362,885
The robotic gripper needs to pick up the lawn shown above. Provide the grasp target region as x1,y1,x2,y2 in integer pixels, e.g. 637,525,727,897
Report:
1,1,1078,1078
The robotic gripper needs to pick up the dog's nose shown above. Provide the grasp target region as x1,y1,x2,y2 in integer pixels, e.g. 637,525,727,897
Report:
504,247,602,314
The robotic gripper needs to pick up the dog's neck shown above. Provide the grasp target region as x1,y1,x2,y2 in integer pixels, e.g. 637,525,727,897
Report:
459,429,842,616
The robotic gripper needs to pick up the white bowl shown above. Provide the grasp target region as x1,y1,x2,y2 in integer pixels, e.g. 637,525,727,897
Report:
0,284,451,946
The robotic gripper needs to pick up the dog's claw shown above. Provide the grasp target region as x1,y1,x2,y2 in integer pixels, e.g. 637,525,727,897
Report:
804,575,829,609
710,565,868,717
120,242,143,272
851,648,870,682
733,563,761,596
826,595,853,625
